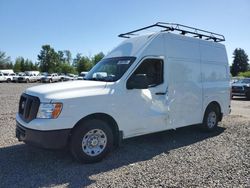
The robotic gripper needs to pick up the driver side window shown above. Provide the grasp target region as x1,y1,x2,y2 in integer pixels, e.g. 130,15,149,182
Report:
133,58,164,87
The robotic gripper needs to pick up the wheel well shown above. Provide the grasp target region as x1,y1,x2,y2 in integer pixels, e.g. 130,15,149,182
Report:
71,113,120,147
205,101,222,121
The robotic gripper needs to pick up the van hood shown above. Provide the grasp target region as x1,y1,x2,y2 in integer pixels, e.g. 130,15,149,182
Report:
25,81,109,102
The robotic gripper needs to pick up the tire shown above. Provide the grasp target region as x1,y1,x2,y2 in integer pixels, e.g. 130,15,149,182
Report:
202,104,220,131
7,79,11,83
49,79,52,83
70,119,113,163
26,79,30,83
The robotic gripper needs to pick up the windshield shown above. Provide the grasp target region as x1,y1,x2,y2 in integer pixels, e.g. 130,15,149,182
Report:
238,79,250,83
85,57,136,82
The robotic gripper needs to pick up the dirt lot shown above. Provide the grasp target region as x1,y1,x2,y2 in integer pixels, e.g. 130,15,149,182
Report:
0,83,249,187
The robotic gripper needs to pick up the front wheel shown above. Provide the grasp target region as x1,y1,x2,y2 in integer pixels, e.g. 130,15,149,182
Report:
202,104,219,131
70,119,113,163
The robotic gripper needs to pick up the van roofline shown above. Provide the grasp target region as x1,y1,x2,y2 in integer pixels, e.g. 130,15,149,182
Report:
118,22,225,43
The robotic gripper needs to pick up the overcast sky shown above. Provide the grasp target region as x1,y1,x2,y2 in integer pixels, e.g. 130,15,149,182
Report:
0,0,249,64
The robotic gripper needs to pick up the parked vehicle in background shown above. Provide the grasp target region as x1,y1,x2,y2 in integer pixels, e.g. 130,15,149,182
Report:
58,73,66,82
0,72,7,82
64,73,77,81
13,72,25,82
41,73,61,83
2,72,16,82
16,23,231,163
25,71,40,76
17,72,38,83
231,78,250,99
0,69,14,74
77,72,88,80
0,72,15,82
231,77,242,84
37,72,48,82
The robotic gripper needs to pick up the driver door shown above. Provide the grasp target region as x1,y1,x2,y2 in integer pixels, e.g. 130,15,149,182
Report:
122,57,169,137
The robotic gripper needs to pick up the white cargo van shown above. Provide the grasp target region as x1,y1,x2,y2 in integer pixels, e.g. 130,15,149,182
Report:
0,69,14,74
16,23,231,163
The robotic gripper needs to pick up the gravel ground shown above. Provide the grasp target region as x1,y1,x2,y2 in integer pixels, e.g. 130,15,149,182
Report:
0,83,249,188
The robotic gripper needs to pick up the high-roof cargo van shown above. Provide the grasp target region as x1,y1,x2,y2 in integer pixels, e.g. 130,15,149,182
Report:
16,23,231,163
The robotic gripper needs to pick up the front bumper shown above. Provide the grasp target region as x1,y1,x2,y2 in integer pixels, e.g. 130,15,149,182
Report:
16,121,71,149
232,92,246,96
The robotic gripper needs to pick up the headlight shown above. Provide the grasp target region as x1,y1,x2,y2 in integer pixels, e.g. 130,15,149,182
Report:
37,103,63,119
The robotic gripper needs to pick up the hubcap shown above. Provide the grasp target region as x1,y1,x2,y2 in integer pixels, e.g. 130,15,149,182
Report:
82,129,107,156
207,111,217,128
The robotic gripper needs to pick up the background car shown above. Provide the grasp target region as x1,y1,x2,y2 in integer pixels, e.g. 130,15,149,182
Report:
17,73,38,83
36,72,48,82
231,78,250,99
64,73,78,81
41,73,60,83
77,71,88,80
3,72,16,82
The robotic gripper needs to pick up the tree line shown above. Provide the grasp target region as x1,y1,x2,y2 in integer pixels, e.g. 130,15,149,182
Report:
0,45,105,74
230,48,249,77
0,46,249,77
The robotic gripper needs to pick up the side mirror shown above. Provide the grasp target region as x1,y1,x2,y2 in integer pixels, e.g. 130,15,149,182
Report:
127,74,148,89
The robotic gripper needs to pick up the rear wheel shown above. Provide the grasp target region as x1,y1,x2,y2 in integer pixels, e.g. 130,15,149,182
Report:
202,104,220,131
70,119,113,163
6,78,11,83
26,79,30,83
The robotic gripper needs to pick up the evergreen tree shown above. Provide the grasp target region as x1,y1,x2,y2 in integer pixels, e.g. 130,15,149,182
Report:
231,48,249,76
0,51,11,69
92,52,104,65
37,45,60,73
64,50,72,64
74,54,92,73
13,59,21,72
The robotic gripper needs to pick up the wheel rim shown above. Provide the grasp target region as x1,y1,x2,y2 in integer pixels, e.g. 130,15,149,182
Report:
207,111,217,128
82,129,107,156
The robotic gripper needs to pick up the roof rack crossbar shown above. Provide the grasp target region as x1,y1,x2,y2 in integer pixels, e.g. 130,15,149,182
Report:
118,22,225,42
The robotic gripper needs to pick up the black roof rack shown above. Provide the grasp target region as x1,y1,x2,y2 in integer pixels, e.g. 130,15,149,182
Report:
118,22,225,42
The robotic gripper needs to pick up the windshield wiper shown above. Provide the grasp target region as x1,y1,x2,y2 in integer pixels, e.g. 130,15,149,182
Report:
85,77,106,82
84,77,115,82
